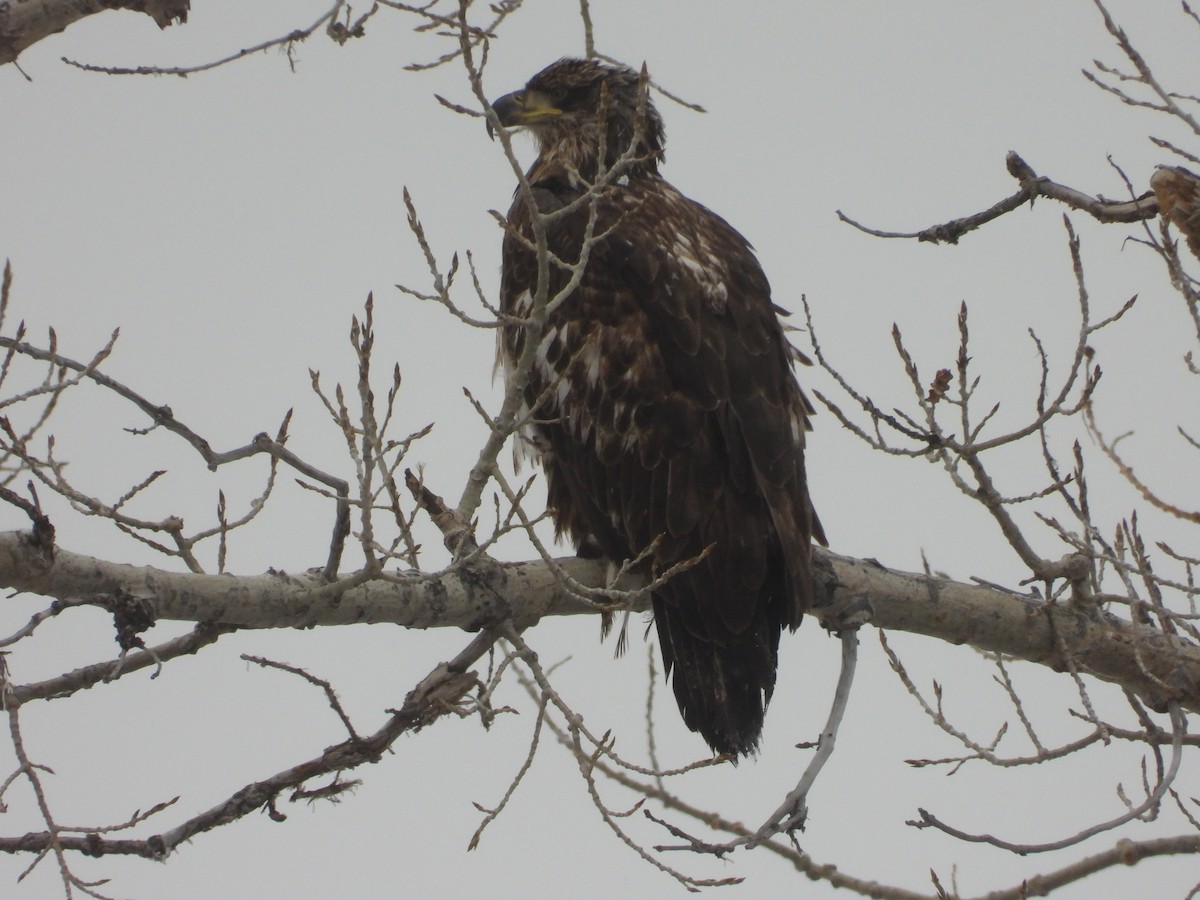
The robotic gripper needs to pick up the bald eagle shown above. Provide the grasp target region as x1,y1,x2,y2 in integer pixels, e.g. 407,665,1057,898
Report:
493,58,824,757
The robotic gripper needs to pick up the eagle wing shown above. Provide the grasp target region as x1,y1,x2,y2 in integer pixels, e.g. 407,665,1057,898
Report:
501,172,822,754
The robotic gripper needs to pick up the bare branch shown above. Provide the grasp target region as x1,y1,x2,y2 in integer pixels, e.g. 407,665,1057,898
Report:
0,0,188,66
838,152,1157,245
60,2,353,77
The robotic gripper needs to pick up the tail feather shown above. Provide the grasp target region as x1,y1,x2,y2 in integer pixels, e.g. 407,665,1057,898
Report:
654,597,782,757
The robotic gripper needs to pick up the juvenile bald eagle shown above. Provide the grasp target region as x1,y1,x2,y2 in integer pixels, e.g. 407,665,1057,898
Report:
493,58,824,757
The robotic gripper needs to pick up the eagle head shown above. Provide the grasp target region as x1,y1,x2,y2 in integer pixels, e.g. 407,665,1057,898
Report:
490,58,665,174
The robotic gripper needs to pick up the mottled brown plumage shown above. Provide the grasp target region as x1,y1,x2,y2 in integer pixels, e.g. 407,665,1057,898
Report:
1152,165,1200,262
493,58,824,756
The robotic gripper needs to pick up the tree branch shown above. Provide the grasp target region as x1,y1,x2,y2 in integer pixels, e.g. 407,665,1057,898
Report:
837,151,1158,245
0,531,1195,716
0,627,495,861
0,0,189,67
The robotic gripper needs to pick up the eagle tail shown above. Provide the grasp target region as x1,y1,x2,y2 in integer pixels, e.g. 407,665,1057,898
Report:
654,599,781,758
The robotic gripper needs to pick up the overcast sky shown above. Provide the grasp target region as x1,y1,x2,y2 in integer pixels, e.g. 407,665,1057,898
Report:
1,2,1197,897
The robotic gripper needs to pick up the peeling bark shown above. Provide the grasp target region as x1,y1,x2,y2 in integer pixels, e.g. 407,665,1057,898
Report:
0,530,1194,715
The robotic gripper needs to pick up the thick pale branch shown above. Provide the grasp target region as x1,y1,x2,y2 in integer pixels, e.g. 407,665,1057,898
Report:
0,0,189,67
816,553,1200,714
0,531,1195,715
0,529,600,631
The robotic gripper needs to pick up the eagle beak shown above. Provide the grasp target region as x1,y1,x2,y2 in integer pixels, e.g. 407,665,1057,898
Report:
487,89,561,139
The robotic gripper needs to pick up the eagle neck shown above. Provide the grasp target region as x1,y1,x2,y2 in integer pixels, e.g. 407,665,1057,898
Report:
536,123,661,185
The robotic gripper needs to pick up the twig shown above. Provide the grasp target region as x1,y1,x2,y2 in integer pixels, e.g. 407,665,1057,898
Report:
910,702,1187,853
745,628,860,846
241,655,361,741
61,2,352,76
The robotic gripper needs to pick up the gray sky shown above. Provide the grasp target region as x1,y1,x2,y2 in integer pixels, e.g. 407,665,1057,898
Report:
2,1,1197,897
